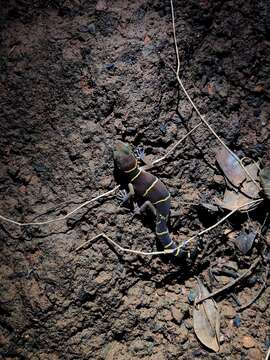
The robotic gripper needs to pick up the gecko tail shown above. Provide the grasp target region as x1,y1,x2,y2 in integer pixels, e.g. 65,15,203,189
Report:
155,218,180,256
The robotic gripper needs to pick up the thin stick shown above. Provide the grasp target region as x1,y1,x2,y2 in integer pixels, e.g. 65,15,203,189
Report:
75,198,263,255
238,264,269,311
238,282,267,311
265,347,270,360
170,0,260,189
174,198,263,252
75,232,174,255
152,123,201,165
196,257,261,304
0,186,119,226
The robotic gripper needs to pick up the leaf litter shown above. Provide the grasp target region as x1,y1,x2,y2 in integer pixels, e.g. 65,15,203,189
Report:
193,278,220,352
215,147,261,211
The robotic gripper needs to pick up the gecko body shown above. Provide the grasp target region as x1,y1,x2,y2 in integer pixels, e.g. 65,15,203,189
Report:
113,141,179,256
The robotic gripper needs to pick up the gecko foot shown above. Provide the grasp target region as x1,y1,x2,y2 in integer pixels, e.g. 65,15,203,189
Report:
116,189,129,204
134,147,145,161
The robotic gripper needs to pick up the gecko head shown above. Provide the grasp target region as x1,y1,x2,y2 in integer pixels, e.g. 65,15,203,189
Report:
113,141,137,172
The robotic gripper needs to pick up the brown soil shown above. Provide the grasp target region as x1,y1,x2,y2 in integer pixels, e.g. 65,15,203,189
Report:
0,0,269,359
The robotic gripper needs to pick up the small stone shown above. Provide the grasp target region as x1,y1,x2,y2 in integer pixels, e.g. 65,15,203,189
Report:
178,325,189,344
171,306,184,324
213,174,224,184
95,271,111,284
188,289,197,304
139,308,157,321
225,261,238,271
96,0,108,11
242,335,257,349
105,63,115,71
218,275,231,285
81,223,90,233
254,84,264,93
159,123,166,134
222,304,236,319
256,297,268,312
79,25,89,33
158,309,172,322
266,335,270,348
144,35,151,45
184,319,193,330
247,348,262,360
170,113,181,124
88,23,96,34
33,163,47,173
233,315,241,327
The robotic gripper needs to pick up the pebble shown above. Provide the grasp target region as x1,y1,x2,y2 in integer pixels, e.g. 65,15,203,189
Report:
171,113,181,124
213,174,224,184
33,163,47,173
247,348,262,360
178,325,189,344
184,319,193,330
105,63,115,71
79,25,89,33
266,335,270,348
242,335,257,349
222,304,236,319
233,315,241,328
256,297,268,312
225,261,239,271
171,306,184,324
188,289,197,304
88,23,96,34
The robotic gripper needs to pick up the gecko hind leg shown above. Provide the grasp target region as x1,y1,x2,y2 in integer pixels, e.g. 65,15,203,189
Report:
133,200,157,217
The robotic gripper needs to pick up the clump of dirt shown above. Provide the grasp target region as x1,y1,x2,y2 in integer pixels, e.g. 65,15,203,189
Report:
0,0,269,359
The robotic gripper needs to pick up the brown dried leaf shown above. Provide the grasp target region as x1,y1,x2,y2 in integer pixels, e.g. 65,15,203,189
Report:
216,148,246,188
193,278,220,352
216,188,259,211
216,148,260,211
234,230,256,254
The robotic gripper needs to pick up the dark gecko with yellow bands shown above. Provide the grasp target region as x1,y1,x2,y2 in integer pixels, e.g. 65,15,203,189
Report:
113,141,180,256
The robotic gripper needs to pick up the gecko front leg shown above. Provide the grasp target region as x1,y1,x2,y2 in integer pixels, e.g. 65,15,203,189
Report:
134,147,154,170
116,183,135,204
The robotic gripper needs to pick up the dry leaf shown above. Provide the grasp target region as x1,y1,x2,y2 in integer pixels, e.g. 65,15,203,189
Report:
216,148,246,188
216,188,259,211
215,148,261,211
234,230,256,254
193,278,220,352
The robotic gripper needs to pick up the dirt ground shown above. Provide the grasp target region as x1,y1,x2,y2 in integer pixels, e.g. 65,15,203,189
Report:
0,0,269,359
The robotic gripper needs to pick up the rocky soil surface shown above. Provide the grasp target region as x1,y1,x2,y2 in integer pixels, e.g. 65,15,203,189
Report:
0,0,269,359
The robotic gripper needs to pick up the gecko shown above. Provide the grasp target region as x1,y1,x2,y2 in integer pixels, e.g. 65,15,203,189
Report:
113,141,180,256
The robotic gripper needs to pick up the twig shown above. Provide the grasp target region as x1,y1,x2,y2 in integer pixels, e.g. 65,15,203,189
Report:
170,0,260,189
238,282,266,311
238,264,269,311
75,199,263,255
174,198,263,252
265,347,270,360
0,186,119,226
74,232,174,255
196,257,261,304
